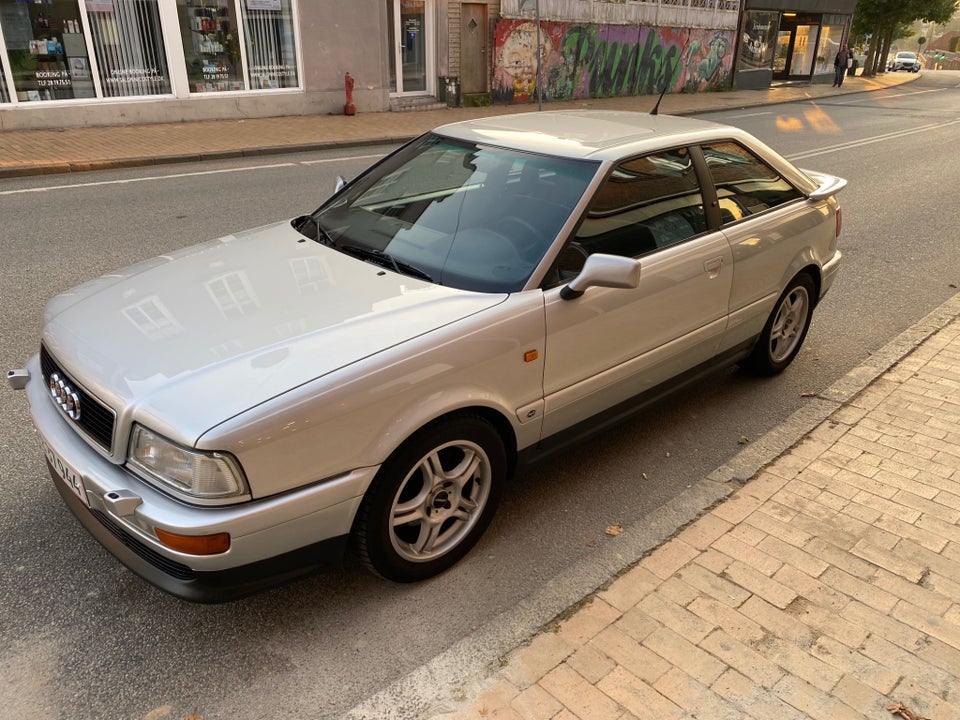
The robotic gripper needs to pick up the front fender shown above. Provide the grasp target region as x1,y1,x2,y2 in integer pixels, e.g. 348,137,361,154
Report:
202,291,547,500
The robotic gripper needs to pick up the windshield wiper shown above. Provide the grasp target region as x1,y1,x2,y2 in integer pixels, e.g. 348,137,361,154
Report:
340,244,433,282
293,214,336,247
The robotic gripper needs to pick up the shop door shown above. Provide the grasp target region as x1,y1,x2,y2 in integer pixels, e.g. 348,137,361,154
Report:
388,0,433,96
460,3,487,95
773,30,793,78
772,17,820,80
790,25,817,76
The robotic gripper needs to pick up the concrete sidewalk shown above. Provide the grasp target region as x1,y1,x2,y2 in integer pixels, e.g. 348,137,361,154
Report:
0,73,915,179
424,294,960,720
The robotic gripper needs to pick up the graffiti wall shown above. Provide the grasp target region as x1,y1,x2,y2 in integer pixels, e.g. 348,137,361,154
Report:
493,20,734,104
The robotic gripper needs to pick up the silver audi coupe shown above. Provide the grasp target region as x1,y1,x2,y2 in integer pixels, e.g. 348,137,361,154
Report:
9,111,845,602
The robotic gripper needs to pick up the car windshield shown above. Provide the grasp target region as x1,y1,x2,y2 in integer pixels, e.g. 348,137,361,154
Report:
308,133,599,292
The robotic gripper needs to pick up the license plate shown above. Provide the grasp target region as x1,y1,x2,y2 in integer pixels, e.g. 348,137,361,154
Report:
39,436,89,507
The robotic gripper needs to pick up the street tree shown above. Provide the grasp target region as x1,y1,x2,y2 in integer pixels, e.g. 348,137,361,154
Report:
852,0,957,74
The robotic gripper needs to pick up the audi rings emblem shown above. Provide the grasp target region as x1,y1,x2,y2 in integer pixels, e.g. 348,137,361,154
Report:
49,373,82,421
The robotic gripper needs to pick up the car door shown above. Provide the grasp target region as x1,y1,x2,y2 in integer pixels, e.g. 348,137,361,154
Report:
540,146,734,438
698,140,819,353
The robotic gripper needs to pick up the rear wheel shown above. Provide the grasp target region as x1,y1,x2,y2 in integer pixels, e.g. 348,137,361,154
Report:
352,415,505,582
742,273,816,375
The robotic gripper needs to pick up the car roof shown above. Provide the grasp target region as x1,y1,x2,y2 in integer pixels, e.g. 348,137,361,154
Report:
433,110,746,162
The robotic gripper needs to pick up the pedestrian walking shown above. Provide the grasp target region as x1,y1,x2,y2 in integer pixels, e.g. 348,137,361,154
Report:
833,43,851,87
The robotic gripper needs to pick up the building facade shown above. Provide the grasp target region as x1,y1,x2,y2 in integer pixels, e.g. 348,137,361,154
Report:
735,0,857,88
0,0,856,131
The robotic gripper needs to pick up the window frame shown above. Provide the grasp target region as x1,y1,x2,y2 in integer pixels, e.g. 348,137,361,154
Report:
695,139,806,228
542,138,808,288
572,143,712,258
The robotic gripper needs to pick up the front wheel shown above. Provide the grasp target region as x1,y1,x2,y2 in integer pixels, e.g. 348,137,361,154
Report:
742,273,816,375
352,415,506,582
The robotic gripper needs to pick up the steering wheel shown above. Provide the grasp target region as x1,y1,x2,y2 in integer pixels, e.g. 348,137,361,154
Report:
496,216,541,259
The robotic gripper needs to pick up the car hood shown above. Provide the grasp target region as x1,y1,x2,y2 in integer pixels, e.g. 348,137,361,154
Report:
42,221,507,444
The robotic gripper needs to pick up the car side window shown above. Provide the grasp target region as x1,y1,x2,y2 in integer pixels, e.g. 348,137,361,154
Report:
700,141,803,224
547,147,706,284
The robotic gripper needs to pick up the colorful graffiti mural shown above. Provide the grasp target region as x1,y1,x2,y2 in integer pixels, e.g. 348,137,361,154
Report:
493,20,734,104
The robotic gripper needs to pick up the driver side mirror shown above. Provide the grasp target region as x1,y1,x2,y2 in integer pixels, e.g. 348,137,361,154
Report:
560,253,641,300
335,176,347,193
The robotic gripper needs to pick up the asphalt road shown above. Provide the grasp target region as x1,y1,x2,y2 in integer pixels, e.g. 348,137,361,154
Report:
1,72,959,720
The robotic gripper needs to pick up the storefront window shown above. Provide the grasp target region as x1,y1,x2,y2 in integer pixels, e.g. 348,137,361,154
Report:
1,0,95,101
241,0,297,89
817,18,845,74
85,0,171,96
739,11,778,72
177,0,245,92
175,0,298,93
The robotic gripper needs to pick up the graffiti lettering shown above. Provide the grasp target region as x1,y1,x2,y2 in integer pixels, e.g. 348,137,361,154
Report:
493,19,733,104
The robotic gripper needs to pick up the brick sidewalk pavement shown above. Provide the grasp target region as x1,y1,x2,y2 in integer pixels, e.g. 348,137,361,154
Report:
432,297,960,720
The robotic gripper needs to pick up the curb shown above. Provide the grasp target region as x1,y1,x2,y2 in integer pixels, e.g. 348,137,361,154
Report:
344,290,960,720
0,137,417,179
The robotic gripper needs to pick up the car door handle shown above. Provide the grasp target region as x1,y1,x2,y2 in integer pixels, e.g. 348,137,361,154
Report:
704,257,724,278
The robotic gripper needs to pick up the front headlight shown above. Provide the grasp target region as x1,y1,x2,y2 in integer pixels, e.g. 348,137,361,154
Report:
127,424,250,505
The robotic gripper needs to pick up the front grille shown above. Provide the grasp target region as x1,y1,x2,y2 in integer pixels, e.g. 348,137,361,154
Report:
40,345,116,453
89,508,196,581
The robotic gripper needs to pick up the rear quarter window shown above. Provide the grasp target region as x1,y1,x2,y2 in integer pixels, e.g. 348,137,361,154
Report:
701,141,803,224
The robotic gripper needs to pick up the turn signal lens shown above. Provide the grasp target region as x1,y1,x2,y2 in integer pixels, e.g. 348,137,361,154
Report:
155,528,231,555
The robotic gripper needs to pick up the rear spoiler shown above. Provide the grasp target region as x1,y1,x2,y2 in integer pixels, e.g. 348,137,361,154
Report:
802,170,848,201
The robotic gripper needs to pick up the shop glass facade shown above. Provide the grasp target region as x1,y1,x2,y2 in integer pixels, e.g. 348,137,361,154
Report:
816,15,846,73
87,1,171,96
0,0,300,104
791,24,817,75
177,0,245,91
1,0,95,101
176,0,299,93
739,10,778,72
242,0,297,90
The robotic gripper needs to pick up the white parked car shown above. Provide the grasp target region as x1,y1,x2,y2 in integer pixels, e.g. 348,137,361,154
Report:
10,111,845,602
889,51,921,72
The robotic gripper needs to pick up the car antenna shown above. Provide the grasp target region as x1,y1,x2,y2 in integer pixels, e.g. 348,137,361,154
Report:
650,79,669,116
651,41,688,116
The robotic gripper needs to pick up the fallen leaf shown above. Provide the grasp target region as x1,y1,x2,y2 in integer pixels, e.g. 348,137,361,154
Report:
886,702,930,720
738,436,749,445
586,540,596,548
800,391,818,398
605,524,623,536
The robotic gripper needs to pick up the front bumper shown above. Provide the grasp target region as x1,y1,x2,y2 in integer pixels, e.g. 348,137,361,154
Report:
19,354,378,602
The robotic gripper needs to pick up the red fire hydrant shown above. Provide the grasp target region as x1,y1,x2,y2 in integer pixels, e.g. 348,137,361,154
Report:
344,72,357,116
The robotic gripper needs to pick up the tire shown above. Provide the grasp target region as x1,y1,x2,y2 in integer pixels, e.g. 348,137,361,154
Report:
742,273,816,375
352,414,506,582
